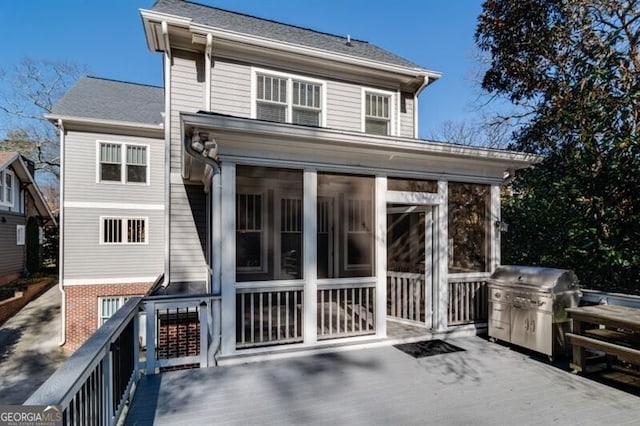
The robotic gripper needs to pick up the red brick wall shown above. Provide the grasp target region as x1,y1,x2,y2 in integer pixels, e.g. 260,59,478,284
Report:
0,272,21,287
157,311,200,359
64,282,152,352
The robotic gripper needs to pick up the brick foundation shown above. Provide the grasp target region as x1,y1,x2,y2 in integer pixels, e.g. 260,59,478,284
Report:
0,272,21,287
157,311,200,359
64,282,152,352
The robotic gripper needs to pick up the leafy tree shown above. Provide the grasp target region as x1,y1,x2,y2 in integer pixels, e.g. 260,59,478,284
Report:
0,58,86,179
476,0,640,292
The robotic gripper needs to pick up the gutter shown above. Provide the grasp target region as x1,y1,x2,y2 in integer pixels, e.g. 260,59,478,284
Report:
57,118,66,346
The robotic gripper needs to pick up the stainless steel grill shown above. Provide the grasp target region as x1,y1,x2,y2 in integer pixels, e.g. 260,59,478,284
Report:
488,265,580,360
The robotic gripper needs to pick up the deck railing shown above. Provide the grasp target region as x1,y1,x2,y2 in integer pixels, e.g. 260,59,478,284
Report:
25,297,143,426
387,272,426,322
236,287,304,349
317,281,376,339
448,274,490,325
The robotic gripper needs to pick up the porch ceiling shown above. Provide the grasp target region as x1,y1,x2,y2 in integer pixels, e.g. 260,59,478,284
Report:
181,112,540,184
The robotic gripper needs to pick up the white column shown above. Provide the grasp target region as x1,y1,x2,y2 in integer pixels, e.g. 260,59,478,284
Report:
490,184,501,272
211,169,222,359
303,170,317,344
435,180,448,331
375,176,387,337
220,162,236,356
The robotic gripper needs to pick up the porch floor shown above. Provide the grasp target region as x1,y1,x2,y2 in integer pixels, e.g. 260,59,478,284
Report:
125,336,639,425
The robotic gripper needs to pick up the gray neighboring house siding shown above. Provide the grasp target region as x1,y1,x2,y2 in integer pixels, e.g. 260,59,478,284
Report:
0,213,25,278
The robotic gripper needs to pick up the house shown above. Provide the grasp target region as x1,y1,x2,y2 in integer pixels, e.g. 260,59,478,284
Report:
48,0,537,355
0,152,55,285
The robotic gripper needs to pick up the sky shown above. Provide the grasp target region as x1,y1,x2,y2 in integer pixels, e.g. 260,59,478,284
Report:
0,0,488,139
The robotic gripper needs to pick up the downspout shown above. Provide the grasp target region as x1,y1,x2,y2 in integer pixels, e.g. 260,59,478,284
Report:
162,21,172,286
413,75,430,138
205,33,213,111
57,118,66,346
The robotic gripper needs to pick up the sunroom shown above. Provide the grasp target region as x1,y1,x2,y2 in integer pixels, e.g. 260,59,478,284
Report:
175,111,537,359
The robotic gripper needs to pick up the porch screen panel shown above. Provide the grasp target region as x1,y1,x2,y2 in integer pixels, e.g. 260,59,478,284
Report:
317,173,375,278
448,182,490,273
236,166,303,281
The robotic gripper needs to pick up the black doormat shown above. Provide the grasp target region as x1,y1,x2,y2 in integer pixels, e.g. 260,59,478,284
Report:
393,339,465,358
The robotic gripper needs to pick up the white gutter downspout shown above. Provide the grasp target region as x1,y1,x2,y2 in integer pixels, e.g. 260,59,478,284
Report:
58,119,66,346
162,21,172,285
205,33,213,111
414,75,430,138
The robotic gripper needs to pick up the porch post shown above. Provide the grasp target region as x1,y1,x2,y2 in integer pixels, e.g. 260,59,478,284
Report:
435,180,448,331
303,170,317,344
211,168,222,360
220,162,236,356
375,176,387,337
489,184,501,272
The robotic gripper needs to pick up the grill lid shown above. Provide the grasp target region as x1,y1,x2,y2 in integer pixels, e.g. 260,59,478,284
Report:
489,265,579,293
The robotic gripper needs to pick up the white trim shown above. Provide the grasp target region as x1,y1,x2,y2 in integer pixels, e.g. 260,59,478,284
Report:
220,162,236,356
250,67,327,127
63,276,158,286
303,169,317,344
96,140,151,186
97,295,131,328
44,114,164,131
375,176,387,337
361,87,396,136
490,185,501,272
0,169,15,208
99,216,149,245
435,181,448,331
64,201,164,210
386,190,443,205
16,224,25,246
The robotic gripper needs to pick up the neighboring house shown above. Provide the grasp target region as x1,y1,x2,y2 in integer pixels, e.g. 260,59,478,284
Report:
0,152,55,285
48,0,537,354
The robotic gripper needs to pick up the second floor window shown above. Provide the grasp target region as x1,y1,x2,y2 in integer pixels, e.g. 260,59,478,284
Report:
99,142,148,184
102,217,147,244
255,71,323,127
365,92,391,136
0,169,14,207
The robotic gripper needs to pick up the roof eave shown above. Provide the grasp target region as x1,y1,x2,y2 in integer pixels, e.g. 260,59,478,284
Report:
140,9,442,82
2,155,56,224
181,112,540,169
45,114,164,133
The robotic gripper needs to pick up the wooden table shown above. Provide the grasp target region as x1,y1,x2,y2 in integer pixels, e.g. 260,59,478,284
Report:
566,305,640,372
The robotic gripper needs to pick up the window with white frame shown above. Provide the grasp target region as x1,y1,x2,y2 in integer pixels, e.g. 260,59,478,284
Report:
98,142,148,184
364,91,391,135
16,225,25,246
99,296,130,326
0,169,14,207
102,217,147,244
254,71,323,127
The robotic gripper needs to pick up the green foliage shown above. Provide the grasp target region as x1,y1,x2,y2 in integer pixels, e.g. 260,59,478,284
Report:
477,0,640,293
25,217,40,274
41,220,59,270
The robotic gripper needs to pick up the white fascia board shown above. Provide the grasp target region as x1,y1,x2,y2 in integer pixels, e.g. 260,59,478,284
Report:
181,112,542,169
63,276,159,286
140,9,441,81
45,114,164,133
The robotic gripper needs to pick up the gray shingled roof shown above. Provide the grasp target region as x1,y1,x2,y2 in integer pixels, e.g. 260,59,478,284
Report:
51,77,164,126
151,0,424,70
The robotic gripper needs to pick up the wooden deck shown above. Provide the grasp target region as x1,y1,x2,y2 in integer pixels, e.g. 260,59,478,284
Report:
125,336,639,425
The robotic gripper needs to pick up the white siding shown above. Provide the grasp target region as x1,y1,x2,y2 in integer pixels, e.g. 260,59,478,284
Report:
400,94,414,138
170,182,208,283
171,50,204,173
63,131,163,204
210,59,251,118
326,80,362,132
64,208,163,279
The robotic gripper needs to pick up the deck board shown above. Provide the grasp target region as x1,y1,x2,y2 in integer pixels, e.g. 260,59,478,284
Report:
125,336,639,425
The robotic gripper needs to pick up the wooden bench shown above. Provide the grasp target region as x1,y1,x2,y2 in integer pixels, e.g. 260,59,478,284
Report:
566,331,640,372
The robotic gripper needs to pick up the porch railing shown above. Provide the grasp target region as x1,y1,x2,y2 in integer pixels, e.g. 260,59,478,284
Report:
448,274,490,326
317,281,376,339
236,287,304,349
387,271,426,322
26,296,143,426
